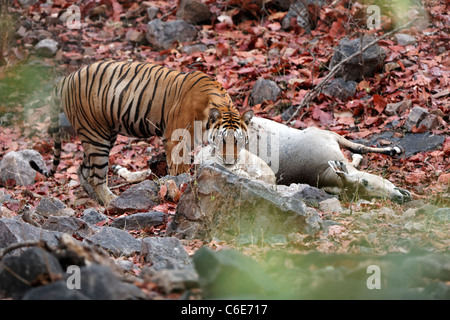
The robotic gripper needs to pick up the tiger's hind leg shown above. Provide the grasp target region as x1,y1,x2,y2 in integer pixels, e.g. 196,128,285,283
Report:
79,138,117,206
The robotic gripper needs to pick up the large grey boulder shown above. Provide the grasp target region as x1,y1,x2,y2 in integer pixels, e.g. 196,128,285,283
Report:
167,164,322,241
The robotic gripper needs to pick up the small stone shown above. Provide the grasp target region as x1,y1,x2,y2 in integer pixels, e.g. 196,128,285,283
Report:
0,149,45,186
140,237,192,271
394,33,416,46
108,180,159,214
110,211,166,230
181,43,207,55
176,0,211,24
35,39,59,57
85,227,141,257
150,268,199,293
385,100,411,116
35,197,75,217
81,208,108,225
146,6,160,20
322,78,357,100
405,106,429,131
418,114,440,131
146,19,197,51
250,78,281,105
319,197,343,213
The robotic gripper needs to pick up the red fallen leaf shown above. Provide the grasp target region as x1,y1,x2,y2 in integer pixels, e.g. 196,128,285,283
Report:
373,94,387,113
364,116,381,126
405,171,427,185
411,125,428,133
438,173,450,185
159,184,167,200
442,137,450,156
216,42,231,57
267,22,281,31
5,202,20,212
329,19,344,38
236,67,256,74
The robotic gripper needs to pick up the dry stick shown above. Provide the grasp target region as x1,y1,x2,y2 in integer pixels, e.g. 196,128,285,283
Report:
0,240,47,260
285,19,419,124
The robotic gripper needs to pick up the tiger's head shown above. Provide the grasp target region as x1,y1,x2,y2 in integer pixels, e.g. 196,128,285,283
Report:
206,107,254,165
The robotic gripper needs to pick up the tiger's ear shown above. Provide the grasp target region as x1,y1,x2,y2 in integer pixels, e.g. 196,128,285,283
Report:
241,110,254,125
207,107,221,129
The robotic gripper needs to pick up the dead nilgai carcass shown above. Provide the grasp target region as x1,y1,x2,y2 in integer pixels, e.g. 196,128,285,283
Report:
248,117,412,204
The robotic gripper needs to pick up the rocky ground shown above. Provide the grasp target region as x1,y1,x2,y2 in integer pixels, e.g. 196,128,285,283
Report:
0,0,449,300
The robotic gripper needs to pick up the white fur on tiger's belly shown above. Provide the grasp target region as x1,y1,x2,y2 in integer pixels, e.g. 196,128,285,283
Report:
195,145,276,185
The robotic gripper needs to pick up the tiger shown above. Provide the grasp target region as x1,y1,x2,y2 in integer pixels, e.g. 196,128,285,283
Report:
31,60,254,206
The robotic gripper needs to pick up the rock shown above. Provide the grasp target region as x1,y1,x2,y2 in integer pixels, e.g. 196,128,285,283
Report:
0,218,61,249
405,106,429,131
167,164,322,240
23,281,90,300
280,105,297,121
41,216,95,238
193,247,277,298
329,36,386,81
35,197,75,217
394,33,416,46
250,78,281,105
405,106,440,131
385,100,411,116
176,0,211,24
195,146,276,185
0,248,64,299
418,114,440,131
432,208,450,222
108,180,159,214
146,19,197,51
319,198,343,213
0,149,45,186
81,208,108,225
22,265,146,300
85,227,141,257
146,6,160,20
281,0,325,32
276,183,335,207
35,38,59,57
322,78,357,100
110,211,166,230
18,0,39,8
385,61,401,72
140,237,192,271
181,43,207,55
147,268,199,294
404,221,424,231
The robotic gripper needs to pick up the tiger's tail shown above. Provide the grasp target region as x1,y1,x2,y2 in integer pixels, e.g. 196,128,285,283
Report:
30,83,63,177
